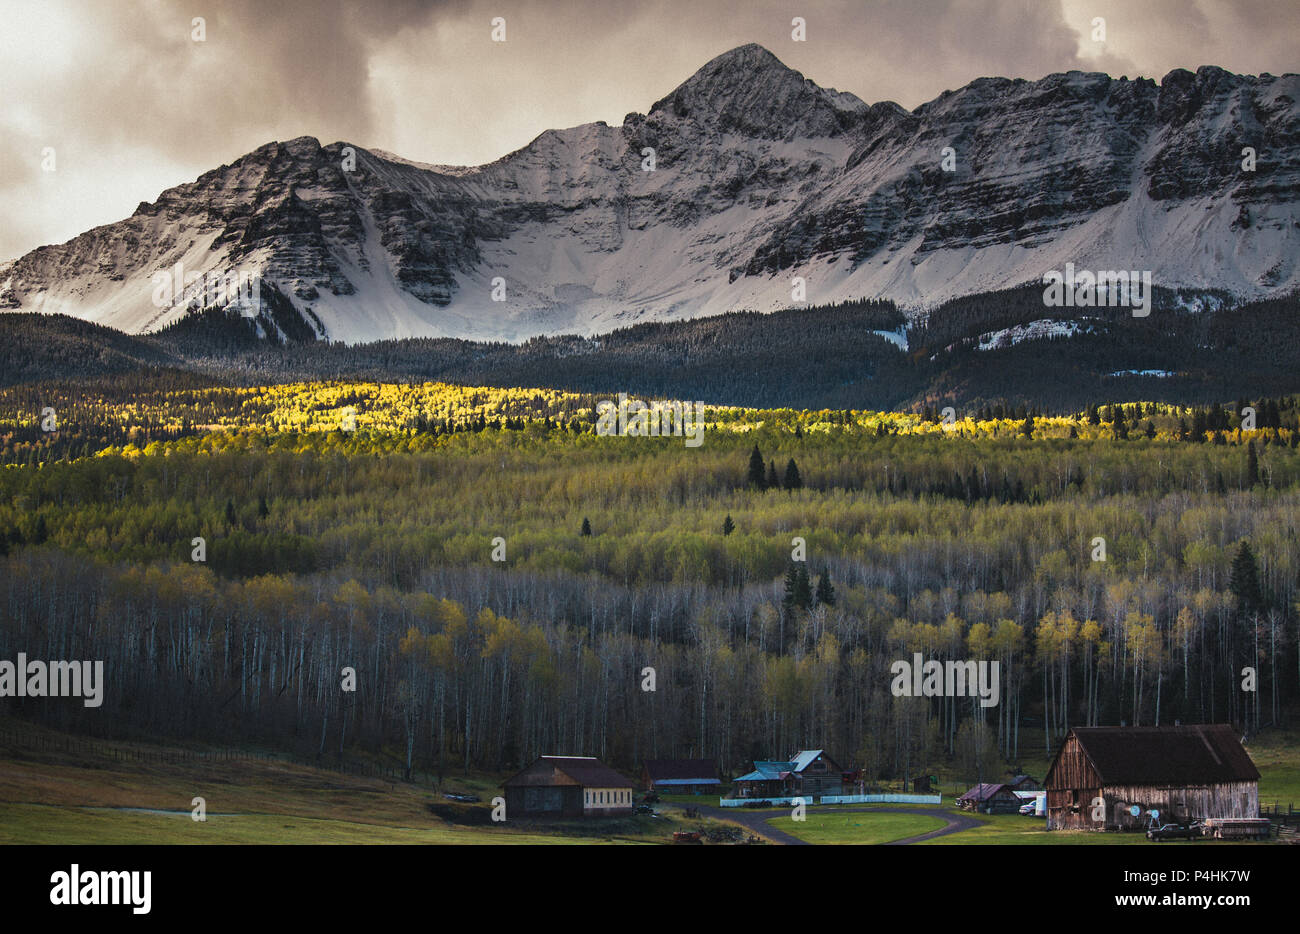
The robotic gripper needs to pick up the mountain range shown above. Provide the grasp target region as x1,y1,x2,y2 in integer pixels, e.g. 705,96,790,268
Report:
2,44,1297,345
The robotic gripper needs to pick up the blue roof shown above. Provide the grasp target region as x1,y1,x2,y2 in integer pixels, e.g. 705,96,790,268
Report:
738,761,795,782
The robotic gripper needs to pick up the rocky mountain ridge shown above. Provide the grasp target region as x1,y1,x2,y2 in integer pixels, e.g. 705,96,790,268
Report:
2,44,1296,343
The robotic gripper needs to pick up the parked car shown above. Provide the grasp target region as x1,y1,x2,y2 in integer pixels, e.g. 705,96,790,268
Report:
1146,821,1201,841
1018,801,1037,815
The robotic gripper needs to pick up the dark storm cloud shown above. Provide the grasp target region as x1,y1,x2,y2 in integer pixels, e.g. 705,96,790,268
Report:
2,0,1296,262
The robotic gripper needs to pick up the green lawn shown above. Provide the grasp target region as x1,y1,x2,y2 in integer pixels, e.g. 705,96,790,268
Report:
0,803,613,845
771,810,947,844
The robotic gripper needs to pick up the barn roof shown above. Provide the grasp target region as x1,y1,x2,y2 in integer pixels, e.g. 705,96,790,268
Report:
958,782,1012,802
643,759,719,782
1063,725,1259,785
504,755,634,789
543,756,635,788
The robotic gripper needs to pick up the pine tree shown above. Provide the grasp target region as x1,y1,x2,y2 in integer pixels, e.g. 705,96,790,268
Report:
747,444,766,489
1229,541,1262,614
1191,410,1207,443
767,460,779,489
794,565,812,609
1246,441,1259,488
783,458,802,491
814,567,836,607
225,499,237,526
781,564,801,611
581,516,592,536
722,514,735,536
1020,415,1034,438
258,494,270,519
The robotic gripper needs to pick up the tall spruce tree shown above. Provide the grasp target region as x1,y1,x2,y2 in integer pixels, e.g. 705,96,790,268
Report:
747,444,766,489
783,458,802,491
814,567,836,607
1229,541,1262,614
781,564,801,611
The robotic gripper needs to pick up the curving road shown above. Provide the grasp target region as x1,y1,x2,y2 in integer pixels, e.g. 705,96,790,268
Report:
694,804,982,845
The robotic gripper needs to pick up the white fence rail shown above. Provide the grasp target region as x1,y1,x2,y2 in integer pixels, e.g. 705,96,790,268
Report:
719,796,809,808
720,793,942,807
820,794,941,805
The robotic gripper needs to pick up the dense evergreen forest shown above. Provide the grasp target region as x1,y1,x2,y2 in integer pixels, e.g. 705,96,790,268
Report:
3,285,1297,412
1,380,1297,782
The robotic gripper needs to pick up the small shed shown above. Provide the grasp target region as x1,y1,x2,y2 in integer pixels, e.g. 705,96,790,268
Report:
503,756,635,818
642,759,721,795
1009,774,1042,791
1044,724,1260,831
958,782,1021,813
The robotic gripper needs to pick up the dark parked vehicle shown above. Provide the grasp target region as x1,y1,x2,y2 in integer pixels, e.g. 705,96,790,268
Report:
1146,821,1201,841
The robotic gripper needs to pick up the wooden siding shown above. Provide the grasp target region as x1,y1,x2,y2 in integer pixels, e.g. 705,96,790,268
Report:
1046,730,1260,830
1045,734,1102,791
794,753,843,796
504,784,583,817
1049,781,1258,830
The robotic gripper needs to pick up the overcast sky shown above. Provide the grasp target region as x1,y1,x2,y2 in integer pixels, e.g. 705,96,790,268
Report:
2,0,1296,262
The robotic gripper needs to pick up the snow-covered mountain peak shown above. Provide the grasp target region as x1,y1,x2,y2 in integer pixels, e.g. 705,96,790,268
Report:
1,48,1296,344
648,43,867,139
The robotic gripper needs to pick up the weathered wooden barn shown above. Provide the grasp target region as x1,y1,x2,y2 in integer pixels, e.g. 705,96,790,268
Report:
642,758,721,795
502,756,635,818
1044,725,1260,831
957,782,1022,813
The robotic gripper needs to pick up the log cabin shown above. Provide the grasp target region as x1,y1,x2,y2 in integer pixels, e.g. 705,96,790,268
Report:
732,749,844,799
1044,724,1260,831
